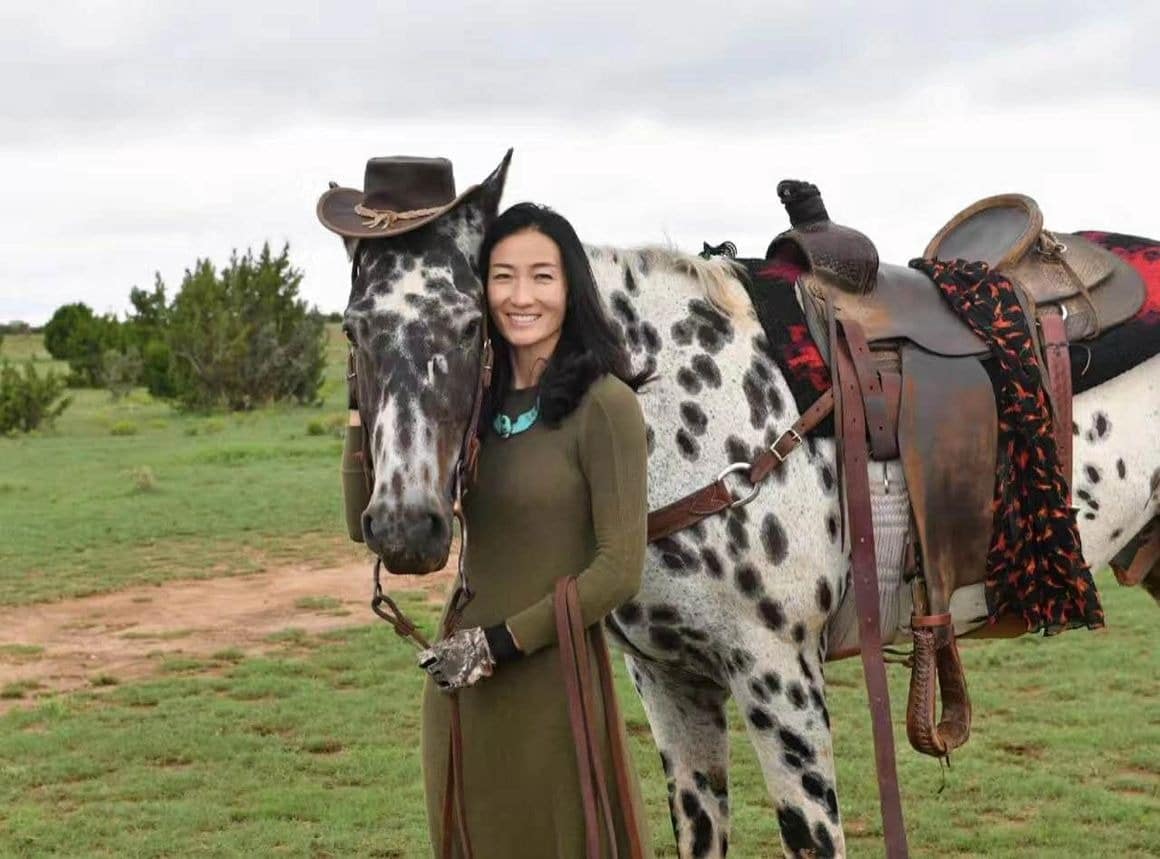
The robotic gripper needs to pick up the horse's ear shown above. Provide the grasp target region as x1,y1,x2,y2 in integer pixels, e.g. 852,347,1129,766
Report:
471,148,513,225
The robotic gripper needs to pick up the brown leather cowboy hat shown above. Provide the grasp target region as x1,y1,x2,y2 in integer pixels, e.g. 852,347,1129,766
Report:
317,155,481,239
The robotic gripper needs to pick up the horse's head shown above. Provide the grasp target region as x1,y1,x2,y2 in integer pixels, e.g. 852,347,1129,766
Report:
338,151,511,573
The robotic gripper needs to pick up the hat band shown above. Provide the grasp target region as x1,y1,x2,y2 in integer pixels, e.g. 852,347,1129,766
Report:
354,202,445,231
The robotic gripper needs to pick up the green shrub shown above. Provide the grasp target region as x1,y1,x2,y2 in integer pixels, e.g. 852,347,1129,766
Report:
165,243,326,411
305,419,327,436
109,420,138,437
100,347,143,400
0,360,72,433
131,466,156,492
43,302,125,387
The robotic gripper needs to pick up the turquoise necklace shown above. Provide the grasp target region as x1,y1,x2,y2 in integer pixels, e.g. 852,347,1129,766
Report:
493,395,540,438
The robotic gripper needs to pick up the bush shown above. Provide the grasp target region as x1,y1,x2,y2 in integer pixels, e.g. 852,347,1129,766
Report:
164,244,326,411
42,302,125,387
100,348,143,400
109,420,138,436
0,361,72,434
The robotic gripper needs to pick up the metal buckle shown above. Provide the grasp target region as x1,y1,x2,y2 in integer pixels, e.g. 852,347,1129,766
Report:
716,461,761,508
770,427,803,463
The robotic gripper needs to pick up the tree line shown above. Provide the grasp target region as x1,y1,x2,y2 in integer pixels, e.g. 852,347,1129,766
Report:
2,243,328,433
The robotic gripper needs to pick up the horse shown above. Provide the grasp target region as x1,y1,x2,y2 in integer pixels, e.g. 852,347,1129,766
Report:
333,151,1160,857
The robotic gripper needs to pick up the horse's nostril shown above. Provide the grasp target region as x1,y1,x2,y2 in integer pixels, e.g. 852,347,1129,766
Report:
361,511,375,540
427,513,445,542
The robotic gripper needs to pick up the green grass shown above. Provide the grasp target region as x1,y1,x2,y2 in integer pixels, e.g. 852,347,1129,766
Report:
0,327,361,605
0,578,1156,857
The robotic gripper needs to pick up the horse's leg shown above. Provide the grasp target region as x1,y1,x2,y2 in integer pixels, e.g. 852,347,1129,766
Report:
626,653,732,858
728,635,843,859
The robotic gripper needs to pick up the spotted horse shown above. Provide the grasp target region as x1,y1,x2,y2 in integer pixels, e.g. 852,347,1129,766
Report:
326,151,1160,857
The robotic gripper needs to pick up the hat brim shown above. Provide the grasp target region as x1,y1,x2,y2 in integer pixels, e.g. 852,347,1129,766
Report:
316,184,480,239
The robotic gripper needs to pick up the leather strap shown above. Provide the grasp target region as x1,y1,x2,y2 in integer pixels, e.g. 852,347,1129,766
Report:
834,329,910,859
1038,310,1073,504
645,390,834,543
842,320,894,459
555,577,645,859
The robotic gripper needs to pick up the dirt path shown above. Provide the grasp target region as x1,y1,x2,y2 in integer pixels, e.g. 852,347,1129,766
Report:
0,550,456,712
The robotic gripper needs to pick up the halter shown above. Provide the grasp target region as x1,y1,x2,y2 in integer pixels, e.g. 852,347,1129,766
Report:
344,244,494,644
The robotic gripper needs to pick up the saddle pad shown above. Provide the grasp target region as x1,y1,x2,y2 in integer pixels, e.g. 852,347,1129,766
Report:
1071,232,1160,394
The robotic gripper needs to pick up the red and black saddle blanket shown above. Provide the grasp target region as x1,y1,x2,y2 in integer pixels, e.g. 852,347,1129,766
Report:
736,231,1160,634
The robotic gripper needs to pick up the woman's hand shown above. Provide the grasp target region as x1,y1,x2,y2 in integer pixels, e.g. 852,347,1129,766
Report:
417,627,496,691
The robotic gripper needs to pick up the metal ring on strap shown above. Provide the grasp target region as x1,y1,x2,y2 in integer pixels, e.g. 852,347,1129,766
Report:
716,461,761,508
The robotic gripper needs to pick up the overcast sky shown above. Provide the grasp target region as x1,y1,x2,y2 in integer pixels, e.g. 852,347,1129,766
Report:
2,1,1158,324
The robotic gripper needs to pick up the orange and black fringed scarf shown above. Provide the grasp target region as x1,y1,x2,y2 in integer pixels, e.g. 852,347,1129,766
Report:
909,257,1104,634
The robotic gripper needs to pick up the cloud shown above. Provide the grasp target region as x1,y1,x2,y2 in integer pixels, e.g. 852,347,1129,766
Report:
2,1,1157,144
2,2,1159,323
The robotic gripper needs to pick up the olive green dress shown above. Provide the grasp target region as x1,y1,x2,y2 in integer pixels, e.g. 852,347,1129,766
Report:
420,374,654,858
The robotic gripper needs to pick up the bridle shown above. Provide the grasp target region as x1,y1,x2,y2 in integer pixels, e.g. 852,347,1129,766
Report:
346,242,494,858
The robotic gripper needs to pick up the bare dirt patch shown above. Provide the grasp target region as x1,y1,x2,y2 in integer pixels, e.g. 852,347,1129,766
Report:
0,549,456,712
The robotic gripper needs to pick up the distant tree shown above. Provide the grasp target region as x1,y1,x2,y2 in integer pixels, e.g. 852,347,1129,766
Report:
164,243,326,410
42,302,124,387
125,274,174,398
0,360,72,433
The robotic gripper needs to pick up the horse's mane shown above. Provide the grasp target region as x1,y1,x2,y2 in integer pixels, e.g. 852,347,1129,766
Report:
589,244,754,322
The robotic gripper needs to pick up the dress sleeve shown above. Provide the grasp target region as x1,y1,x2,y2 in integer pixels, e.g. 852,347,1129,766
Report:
504,379,649,656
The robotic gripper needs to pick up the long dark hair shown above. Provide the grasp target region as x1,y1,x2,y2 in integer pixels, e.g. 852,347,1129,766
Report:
477,202,653,432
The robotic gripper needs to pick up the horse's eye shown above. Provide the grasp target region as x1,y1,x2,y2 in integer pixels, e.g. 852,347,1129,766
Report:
460,318,481,341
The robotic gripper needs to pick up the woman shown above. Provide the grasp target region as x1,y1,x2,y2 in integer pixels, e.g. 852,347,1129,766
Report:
416,202,655,857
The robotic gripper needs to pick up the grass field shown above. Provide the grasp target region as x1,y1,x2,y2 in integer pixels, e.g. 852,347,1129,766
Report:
2,330,1157,857
0,328,362,604
1,579,1156,858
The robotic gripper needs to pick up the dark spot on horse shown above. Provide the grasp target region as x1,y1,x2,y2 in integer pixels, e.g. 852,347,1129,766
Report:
701,547,724,579
761,513,789,565
783,752,802,770
778,728,816,763
390,471,404,498
681,401,708,436
615,601,642,624
1084,464,1101,483
645,425,655,456
649,604,681,624
650,626,682,651
748,707,774,730
1094,412,1110,439
797,654,816,685
788,682,807,709
735,563,762,598
624,266,639,295
750,677,771,702
816,579,834,613
763,671,782,694
1110,528,1122,541
611,292,638,326
767,384,784,417
679,790,714,857
777,804,828,858
420,463,432,484
819,465,835,492
742,372,768,429
729,648,755,675
826,514,839,542
676,428,700,461
641,322,661,355
725,435,749,464
1076,488,1092,502
792,623,806,644
1083,511,1096,520
757,599,785,630
671,320,695,346
727,516,748,551
691,354,722,387
1116,458,1126,479
677,367,702,394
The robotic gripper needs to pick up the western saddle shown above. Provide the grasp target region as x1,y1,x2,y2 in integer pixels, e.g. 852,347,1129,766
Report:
768,181,1146,759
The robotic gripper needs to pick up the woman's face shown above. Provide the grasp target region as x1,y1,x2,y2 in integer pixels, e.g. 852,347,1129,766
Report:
486,228,567,354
